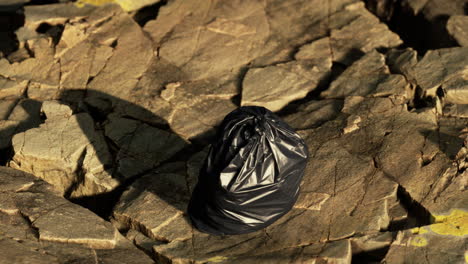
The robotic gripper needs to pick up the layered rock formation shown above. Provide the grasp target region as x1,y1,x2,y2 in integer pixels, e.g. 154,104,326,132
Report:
0,0,466,263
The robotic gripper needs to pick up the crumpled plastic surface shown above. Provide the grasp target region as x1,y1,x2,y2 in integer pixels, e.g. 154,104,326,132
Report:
188,106,309,235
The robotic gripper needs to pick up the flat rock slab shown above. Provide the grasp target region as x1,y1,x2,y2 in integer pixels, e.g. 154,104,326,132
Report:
414,47,468,98
0,166,154,264
0,166,116,248
322,50,410,98
281,99,344,130
11,101,119,197
242,61,329,111
104,115,187,178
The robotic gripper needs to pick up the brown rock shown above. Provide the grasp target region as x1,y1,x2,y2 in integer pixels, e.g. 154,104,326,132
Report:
0,237,60,264
0,78,27,99
77,0,161,12
281,99,343,130
144,0,271,80
0,99,18,120
442,103,468,118
0,38,60,88
403,0,429,15
242,61,329,111
414,47,468,99
33,203,119,248
104,115,187,178
447,15,468,47
113,162,191,242
0,120,19,149
322,50,410,98
328,2,402,64
23,2,95,30
11,101,119,197
384,224,466,264
0,98,42,149
0,166,154,263
385,48,418,84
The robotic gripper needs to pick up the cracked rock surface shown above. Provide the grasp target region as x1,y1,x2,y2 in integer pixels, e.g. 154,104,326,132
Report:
0,0,467,263
0,166,154,263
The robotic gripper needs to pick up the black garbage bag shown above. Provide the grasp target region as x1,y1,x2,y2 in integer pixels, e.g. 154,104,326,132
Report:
188,106,309,235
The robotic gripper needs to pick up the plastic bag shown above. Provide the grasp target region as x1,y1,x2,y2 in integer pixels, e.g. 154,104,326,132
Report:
188,106,309,235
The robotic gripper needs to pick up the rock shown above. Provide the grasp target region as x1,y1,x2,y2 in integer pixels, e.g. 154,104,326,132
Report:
169,96,237,140
23,2,95,31
0,77,27,99
413,47,468,98
403,0,466,49
322,50,410,98
0,94,41,151
0,0,405,143
420,137,468,215
144,0,400,80
104,115,187,178
160,239,352,264
384,221,467,263
0,166,153,264
385,48,419,84
152,228,353,263
7,99,42,132
0,237,60,264
442,103,468,118
242,61,329,111
0,120,19,149
112,162,192,242
143,0,273,80
112,96,466,263
1,1,468,263
447,15,468,47
402,0,429,15
417,0,466,21
125,229,164,254
76,0,162,12
0,98,17,120
85,5,154,100
0,0,30,8
0,167,126,248
0,38,60,88
116,97,457,262
32,203,119,248
351,232,394,262
327,2,402,64
11,101,119,198
443,77,468,105
94,247,155,264
281,99,344,130
294,37,333,68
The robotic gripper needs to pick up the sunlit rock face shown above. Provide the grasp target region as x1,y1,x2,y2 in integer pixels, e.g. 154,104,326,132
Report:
0,0,466,263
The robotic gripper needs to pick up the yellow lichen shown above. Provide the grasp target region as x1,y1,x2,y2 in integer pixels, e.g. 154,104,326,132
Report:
410,236,428,247
206,256,228,263
410,227,428,234
430,209,468,237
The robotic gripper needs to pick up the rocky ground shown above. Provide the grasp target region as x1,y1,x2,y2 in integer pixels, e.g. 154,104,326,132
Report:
0,0,467,263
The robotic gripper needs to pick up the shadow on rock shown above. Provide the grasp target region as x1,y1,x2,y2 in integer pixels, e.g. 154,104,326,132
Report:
9,89,213,221
419,128,465,160
0,98,43,165
61,89,214,218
